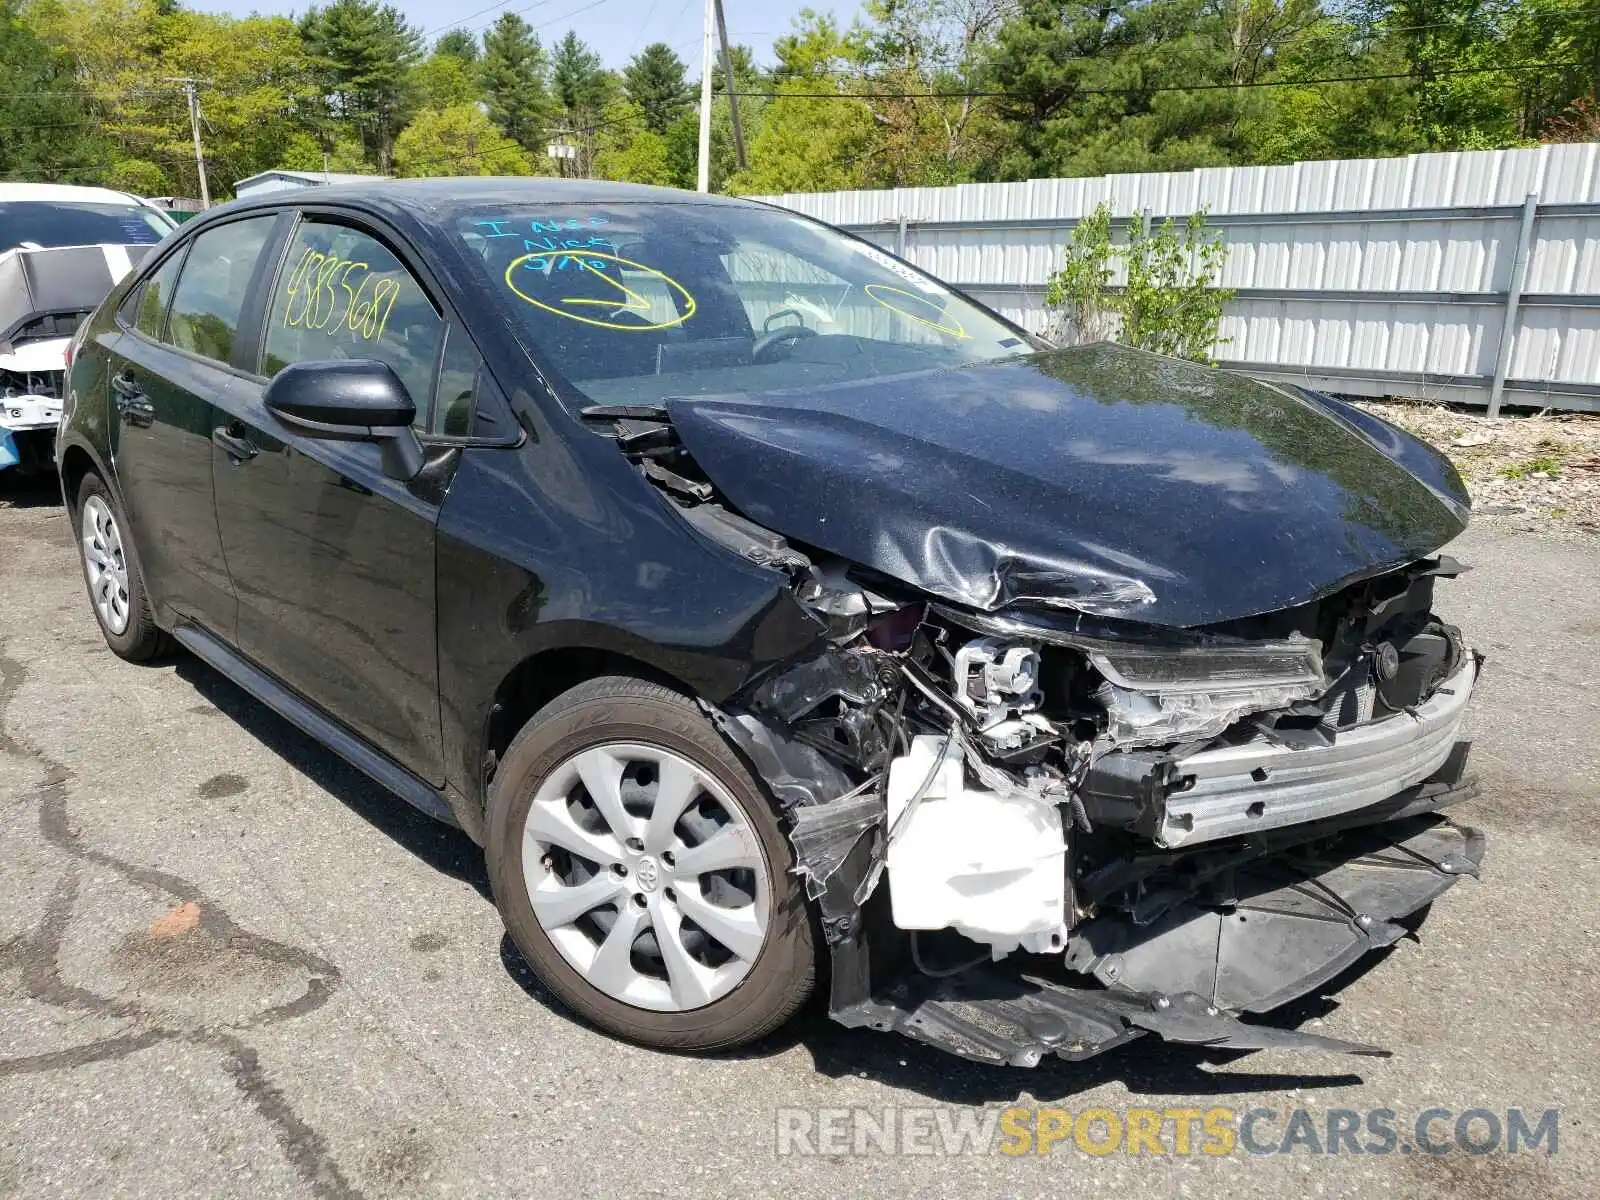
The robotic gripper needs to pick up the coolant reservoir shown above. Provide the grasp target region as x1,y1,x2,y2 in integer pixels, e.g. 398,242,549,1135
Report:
885,735,1067,955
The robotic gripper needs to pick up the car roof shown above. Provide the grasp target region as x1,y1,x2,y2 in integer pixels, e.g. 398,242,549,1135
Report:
0,182,146,206
215,176,762,222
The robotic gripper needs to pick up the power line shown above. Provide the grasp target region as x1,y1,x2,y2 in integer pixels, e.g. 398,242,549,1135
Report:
625,0,665,61
464,0,602,37
422,1,512,41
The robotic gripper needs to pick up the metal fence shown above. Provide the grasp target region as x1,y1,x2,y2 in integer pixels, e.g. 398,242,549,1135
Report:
751,144,1600,414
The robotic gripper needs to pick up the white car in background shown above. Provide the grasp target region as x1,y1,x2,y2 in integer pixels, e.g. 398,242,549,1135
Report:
1,184,175,473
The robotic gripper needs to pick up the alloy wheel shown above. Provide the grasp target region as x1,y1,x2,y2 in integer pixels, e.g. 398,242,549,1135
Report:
521,742,773,1012
81,495,131,636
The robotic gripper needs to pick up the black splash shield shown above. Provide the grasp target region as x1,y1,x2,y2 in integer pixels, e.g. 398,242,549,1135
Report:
832,816,1483,1067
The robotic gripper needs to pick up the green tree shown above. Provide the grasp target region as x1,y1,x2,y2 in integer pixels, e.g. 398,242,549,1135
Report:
434,27,478,62
298,0,422,172
623,42,692,132
727,80,877,194
551,30,611,116
772,8,871,78
482,13,549,153
27,0,323,198
278,132,373,173
594,100,675,184
394,104,535,176
549,30,612,174
0,0,104,183
413,50,482,110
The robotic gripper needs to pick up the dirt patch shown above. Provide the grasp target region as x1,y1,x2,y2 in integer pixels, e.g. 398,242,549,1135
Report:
198,772,250,799
1356,399,1600,534
1404,1143,1558,1199
408,932,448,953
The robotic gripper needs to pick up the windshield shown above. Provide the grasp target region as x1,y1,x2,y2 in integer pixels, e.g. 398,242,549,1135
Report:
0,201,172,254
457,202,1032,407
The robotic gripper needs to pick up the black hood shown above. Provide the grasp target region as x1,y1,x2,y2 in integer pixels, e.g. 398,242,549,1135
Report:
664,343,1470,628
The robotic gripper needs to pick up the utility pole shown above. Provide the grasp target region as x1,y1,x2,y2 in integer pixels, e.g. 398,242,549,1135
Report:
696,0,715,192
714,0,746,171
165,77,211,209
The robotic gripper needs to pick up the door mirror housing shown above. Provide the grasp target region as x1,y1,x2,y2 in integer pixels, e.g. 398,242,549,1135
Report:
263,359,424,480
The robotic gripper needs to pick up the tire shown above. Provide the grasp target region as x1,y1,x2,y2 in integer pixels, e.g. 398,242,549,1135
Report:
487,675,818,1052
74,472,165,661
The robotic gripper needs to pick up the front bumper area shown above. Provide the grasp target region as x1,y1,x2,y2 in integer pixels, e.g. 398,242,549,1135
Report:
1091,652,1478,849
833,814,1483,1067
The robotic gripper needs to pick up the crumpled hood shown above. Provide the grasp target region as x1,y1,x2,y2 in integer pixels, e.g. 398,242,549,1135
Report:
664,343,1470,628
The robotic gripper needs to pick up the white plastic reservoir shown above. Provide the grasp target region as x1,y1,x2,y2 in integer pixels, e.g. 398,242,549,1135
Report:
885,735,1067,955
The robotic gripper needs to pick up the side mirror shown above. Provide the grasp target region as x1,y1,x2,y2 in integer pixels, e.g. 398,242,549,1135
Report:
263,359,424,480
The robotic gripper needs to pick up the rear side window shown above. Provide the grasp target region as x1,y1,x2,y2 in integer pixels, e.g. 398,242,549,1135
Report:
165,217,276,366
263,220,443,427
132,254,184,340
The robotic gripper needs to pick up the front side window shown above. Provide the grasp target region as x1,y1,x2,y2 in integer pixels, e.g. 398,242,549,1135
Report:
0,201,172,253
165,217,277,365
455,203,1032,410
263,220,444,427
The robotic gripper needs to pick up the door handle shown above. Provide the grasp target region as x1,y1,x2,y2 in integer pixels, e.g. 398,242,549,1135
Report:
213,422,259,463
111,371,154,426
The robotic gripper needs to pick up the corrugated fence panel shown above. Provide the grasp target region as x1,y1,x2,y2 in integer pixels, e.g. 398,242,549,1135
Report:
752,144,1600,411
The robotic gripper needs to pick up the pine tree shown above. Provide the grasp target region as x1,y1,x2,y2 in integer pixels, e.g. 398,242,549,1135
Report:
299,0,422,173
623,42,692,133
481,13,549,154
434,27,478,63
550,31,610,121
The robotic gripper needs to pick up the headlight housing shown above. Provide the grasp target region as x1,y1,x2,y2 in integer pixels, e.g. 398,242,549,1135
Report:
934,605,1327,748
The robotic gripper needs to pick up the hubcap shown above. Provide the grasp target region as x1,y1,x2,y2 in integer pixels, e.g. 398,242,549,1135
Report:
81,495,131,636
521,742,772,1012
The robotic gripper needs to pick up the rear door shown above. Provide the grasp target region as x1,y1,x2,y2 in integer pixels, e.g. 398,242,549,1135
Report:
212,212,458,784
106,214,278,637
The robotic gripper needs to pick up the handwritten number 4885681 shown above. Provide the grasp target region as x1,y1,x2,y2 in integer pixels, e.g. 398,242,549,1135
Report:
282,248,402,341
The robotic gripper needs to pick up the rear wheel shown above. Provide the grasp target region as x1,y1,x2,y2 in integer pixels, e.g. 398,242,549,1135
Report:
75,473,164,661
487,676,817,1051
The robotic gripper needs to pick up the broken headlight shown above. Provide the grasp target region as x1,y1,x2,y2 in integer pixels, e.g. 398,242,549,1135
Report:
1090,634,1325,746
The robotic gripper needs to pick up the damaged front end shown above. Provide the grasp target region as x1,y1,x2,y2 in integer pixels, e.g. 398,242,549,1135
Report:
587,396,1485,1068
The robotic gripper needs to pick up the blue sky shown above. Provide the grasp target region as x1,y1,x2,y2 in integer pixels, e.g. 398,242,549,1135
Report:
197,0,863,68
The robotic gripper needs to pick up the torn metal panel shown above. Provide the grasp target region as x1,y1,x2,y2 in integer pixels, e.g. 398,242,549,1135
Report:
664,342,1469,627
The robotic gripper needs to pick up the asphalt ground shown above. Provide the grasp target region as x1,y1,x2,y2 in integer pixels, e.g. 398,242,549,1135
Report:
2,472,1597,1198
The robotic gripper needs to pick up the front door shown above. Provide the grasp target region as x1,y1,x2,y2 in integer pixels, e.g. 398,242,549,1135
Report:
212,215,452,784
108,216,277,637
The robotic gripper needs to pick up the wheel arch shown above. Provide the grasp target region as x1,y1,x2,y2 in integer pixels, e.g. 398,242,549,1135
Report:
57,440,105,515
480,643,687,803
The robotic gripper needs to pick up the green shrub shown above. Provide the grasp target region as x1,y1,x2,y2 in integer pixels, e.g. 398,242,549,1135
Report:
1045,203,1234,364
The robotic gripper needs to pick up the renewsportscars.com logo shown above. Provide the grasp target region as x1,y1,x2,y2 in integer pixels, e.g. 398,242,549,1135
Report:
774,1105,1560,1158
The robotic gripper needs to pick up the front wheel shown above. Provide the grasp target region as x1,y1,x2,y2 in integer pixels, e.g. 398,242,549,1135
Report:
486,676,818,1052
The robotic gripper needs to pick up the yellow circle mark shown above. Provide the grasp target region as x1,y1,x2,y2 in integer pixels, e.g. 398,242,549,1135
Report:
505,249,696,332
864,283,970,340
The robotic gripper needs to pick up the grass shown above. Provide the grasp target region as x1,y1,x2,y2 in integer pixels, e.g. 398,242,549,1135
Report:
1499,455,1565,480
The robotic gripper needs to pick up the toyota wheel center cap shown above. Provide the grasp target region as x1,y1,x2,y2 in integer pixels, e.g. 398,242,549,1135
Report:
634,855,660,892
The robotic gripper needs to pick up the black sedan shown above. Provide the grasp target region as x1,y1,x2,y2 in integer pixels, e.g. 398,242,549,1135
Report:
58,179,1483,1065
